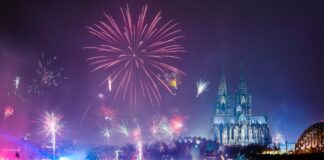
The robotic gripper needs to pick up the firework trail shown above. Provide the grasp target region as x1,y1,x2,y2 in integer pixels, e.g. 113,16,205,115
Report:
196,79,209,97
87,4,185,105
132,122,143,160
40,112,64,159
28,53,68,94
80,105,91,125
137,138,143,160
79,93,109,125
13,76,20,95
108,76,112,92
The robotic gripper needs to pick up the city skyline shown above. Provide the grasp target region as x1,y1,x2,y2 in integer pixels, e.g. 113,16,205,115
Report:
1,0,324,146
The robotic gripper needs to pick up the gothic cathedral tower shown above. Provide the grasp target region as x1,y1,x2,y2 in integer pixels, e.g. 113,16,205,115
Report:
215,69,231,116
234,64,252,116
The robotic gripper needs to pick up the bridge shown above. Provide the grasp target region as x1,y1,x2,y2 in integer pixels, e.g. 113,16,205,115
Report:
295,121,324,153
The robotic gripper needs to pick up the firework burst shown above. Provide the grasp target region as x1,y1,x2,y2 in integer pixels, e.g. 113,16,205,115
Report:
150,113,186,142
99,105,116,121
117,121,129,137
102,127,112,144
4,105,14,119
39,112,64,158
87,4,185,105
169,114,185,135
196,79,209,97
28,53,67,94
150,115,173,140
273,132,285,144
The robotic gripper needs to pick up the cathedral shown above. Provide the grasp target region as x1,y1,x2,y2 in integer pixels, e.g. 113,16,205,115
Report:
210,66,271,146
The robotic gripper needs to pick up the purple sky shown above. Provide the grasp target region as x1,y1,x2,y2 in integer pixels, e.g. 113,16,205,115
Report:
0,0,323,145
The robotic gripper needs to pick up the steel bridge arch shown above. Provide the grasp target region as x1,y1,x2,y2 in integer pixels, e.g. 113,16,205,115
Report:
295,121,324,153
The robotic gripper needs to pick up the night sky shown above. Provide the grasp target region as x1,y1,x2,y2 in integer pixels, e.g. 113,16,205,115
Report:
0,0,324,145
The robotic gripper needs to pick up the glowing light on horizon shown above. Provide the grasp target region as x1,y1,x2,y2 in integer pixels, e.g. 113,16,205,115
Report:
196,79,209,97
86,4,185,105
273,132,285,144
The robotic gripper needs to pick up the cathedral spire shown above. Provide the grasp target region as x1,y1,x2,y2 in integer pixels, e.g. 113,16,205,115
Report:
238,62,247,94
218,68,227,95
215,67,231,116
235,62,251,116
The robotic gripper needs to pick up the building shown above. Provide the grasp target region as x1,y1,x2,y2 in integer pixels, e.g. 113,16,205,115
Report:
210,66,271,146
295,121,324,154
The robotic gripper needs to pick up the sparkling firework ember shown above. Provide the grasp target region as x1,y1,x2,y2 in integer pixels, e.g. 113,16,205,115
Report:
161,72,181,92
28,53,67,94
98,93,105,99
168,77,180,90
40,112,64,159
196,79,209,97
87,4,185,105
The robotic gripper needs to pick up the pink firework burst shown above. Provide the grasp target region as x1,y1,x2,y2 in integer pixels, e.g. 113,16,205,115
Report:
87,4,185,105
169,114,185,135
4,105,14,119
99,105,117,121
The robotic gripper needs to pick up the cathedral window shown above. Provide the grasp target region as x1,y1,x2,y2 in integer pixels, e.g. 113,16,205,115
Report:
237,105,242,112
241,96,246,103
220,96,226,104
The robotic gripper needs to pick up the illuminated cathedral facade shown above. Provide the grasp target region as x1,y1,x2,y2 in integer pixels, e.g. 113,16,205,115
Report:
210,66,271,146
